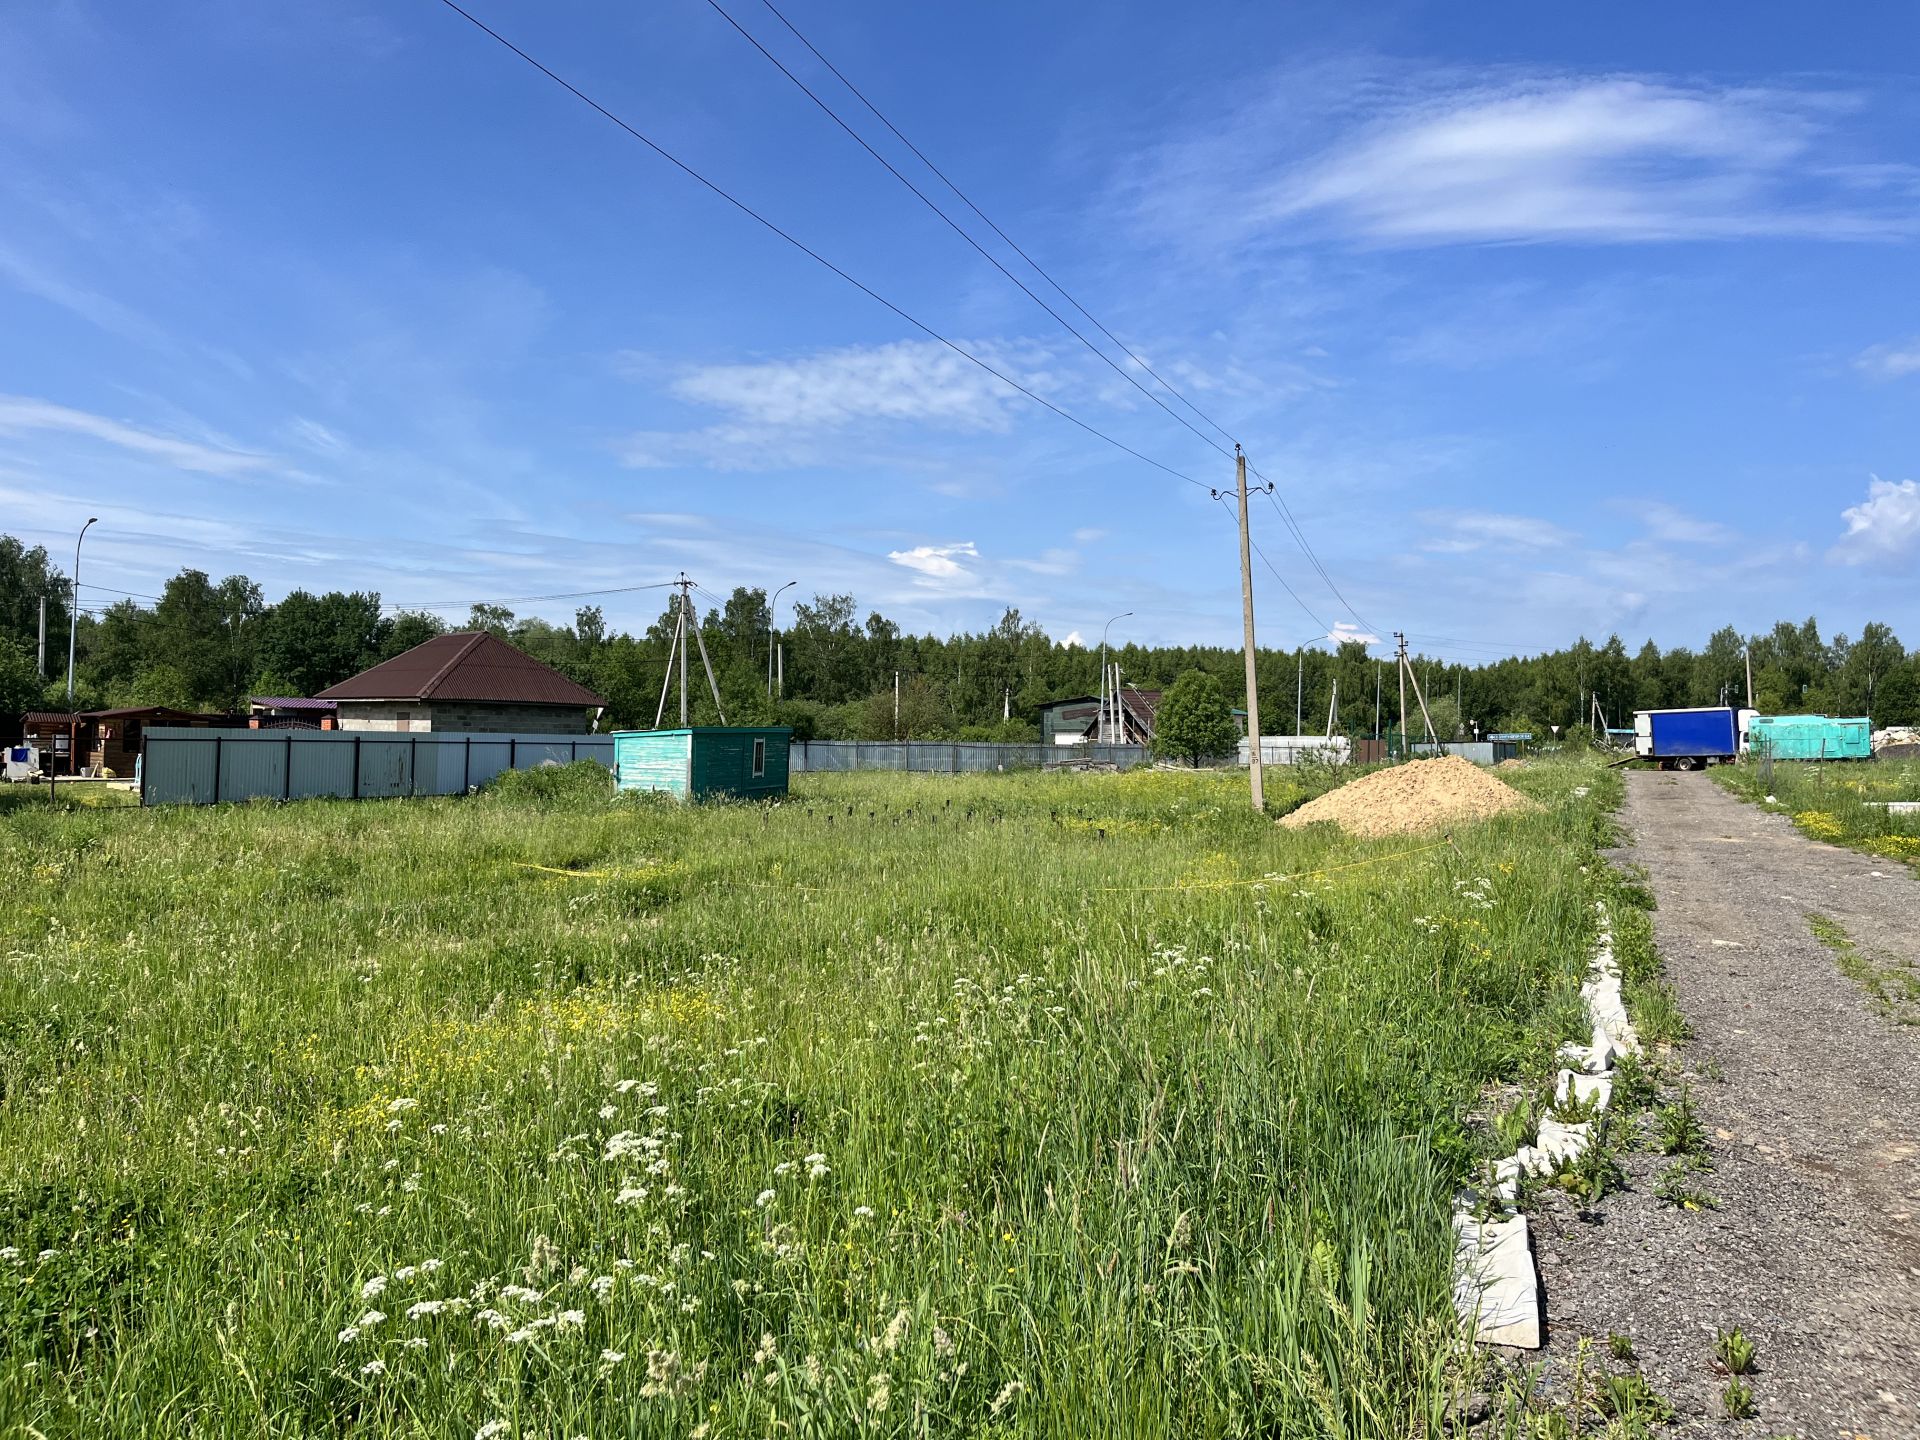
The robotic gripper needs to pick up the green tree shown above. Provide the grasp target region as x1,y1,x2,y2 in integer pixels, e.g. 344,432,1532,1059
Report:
1153,671,1237,766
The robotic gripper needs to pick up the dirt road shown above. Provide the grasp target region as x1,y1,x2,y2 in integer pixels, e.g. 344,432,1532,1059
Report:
1535,771,1920,1438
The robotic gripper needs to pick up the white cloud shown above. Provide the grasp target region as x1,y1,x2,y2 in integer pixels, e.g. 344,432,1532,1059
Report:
1640,501,1733,545
1329,621,1381,646
669,340,1046,432
1136,69,1910,251
886,540,980,582
0,394,269,475
1853,338,1920,380
1063,630,1086,647
1419,510,1574,554
1832,476,1920,565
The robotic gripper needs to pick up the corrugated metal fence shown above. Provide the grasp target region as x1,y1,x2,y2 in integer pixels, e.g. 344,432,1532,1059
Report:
790,740,1148,773
141,726,613,806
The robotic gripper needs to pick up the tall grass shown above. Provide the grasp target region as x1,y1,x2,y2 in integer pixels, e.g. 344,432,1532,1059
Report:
0,759,1614,1437
1715,755,1920,868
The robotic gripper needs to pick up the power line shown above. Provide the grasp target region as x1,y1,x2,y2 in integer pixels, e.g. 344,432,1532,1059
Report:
1252,481,1374,634
705,0,1231,462
433,0,1214,494
74,582,165,602
752,0,1244,456
383,580,680,613
1214,493,1330,634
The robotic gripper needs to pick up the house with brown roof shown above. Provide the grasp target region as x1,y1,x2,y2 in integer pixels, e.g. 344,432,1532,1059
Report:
314,632,606,735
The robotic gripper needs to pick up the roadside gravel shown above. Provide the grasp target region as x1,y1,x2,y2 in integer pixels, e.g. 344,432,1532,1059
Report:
1529,770,1920,1439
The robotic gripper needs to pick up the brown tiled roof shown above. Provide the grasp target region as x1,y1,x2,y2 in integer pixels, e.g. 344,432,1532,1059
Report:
315,632,606,708
23,712,81,726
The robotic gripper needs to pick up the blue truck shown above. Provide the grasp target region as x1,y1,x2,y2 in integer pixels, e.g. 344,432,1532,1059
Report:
1633,706,1751,770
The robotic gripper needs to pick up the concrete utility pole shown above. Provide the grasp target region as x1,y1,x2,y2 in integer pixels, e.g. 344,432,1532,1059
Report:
1374,662,1381,741
67,517,96,707
1744,646,1753,709
1295,649,1303,735
893,670,900,738
1396,632,1408,758
38,595,47,678
1098,612,1131,746
1233,447,1264,811
678,580,690,726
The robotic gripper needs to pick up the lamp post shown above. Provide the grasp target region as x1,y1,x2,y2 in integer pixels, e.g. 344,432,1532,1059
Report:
1098,611,1132,744
767,580,796,700
66,517,97,707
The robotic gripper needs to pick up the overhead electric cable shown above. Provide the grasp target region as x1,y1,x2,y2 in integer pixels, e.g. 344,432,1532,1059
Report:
433,0,1214,494
736,0,1378,634
1254,482,1375,632
704,0,1231,461
752,0,1243,453
384,580,679,612
1213,492,1330,634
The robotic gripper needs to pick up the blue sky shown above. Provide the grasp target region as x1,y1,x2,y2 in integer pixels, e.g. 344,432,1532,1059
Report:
3,1,1918,663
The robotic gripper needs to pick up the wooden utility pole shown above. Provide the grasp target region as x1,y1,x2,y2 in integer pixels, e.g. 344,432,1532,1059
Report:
1234,446,1264,811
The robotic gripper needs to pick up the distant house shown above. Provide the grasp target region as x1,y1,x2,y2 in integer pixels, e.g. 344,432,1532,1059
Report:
1038,690,1163,746
23,706,238,777
249,696,338,729
314,632,606,735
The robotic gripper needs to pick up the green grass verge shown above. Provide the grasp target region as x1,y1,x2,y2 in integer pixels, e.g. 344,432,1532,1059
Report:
1,757,1613,1437
1806,912,1920,1024
1714,756,1920,870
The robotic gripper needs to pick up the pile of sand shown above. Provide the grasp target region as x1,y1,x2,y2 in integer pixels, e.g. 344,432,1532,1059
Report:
1494,757,1527,771
1279,754,1538,839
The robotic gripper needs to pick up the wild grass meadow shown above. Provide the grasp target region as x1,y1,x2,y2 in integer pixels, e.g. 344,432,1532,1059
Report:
1715,754,1920,868
1,759,1613,1437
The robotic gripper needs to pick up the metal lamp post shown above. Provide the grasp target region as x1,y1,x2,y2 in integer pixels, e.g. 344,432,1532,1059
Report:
1098,611,1132,744
767,580,796,699
66,517,97,707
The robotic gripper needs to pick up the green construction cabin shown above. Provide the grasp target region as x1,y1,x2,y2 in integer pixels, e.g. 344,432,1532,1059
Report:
613,727,792,801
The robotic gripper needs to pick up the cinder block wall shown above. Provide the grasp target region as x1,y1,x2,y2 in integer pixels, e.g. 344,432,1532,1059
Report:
333,701,592,734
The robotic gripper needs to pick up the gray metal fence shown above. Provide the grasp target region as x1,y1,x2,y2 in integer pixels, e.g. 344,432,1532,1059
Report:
141,727,613,806
789,740,1148,774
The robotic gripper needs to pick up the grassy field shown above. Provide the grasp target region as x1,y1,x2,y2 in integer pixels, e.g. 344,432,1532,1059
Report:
1,758,1614,1437
1714,754,1920,869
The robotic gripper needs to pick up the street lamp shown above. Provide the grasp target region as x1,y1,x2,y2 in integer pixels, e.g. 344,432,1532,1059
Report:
66,517,97,707
767,580,797,699
1099,611,1132,744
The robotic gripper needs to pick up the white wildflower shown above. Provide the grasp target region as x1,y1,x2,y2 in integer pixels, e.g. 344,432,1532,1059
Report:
336,1325,362,1343
597,1104,617,1121
386,1097,418,1114
803,1152,825,1165
990,1379,1026,1416
402,1336,428,1350
420,1258,444,1273
429,1122,448,1135
556,1309,586,1330
600,1348,626,1366
474,1308,511,1331
357,1310,387,1328
853,1205,874,1218
359,1358,387,1377
590,1275,615,1298
476,1423,510,1440
808,1161,830,1182
755,1189,776,1209
505,1327,537,1345
773,1161,797,1178
394,1266,418,1282
360,1275,388,1299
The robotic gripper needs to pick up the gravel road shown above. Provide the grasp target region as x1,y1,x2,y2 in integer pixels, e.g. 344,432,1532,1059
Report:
1532,770,1920,1438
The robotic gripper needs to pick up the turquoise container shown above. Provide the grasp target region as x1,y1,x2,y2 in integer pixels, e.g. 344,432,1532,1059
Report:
1746,714,1871,761
613,727,791,800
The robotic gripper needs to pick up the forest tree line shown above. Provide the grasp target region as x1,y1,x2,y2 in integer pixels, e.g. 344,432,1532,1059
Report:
5,532,1918,741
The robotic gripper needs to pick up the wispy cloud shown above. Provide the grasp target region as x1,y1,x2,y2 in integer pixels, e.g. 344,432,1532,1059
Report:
1640,501,1734,546
1831,476,1920,566
1853,337,1920,380
1419,509,1574,553
0,394,270,476
886,540,981,583
667,340,1051,432
1132,67,1913,251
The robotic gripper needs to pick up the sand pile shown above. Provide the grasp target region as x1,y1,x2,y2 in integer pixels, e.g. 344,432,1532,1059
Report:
1279,754,1537,839
1495,757,1527,771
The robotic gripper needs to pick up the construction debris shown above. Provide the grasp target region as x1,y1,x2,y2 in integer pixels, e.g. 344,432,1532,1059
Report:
1279,754,1537,838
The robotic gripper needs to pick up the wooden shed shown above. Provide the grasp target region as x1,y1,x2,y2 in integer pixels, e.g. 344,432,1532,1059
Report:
613,727,791,801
